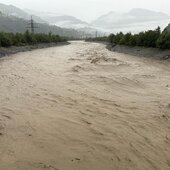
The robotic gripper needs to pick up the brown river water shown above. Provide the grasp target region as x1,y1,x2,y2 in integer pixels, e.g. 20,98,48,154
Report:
0,41,170,170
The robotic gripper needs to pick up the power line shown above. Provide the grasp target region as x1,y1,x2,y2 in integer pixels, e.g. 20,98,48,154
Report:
27,16,38,34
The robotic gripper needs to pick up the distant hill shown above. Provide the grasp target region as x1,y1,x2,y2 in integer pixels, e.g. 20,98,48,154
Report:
25,9,100,35
91,8,170,33
0,13,83,38
127,8,170,21
25,9,89,28
43,16,89,28
0,3,45,23
1,3,170,35
92,8,170,27
29,8,170,34
44,16,101,36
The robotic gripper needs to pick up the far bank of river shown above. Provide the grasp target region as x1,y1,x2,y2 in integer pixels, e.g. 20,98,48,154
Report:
0,42,70,58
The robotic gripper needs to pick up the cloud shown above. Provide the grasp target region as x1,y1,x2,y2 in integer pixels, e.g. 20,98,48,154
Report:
0,0,170,21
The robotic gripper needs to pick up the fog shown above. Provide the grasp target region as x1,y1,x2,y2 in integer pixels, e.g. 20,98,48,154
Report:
0,0,170,21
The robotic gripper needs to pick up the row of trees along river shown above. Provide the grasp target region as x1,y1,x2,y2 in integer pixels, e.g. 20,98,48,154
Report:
0,31,66,47
87,27,170,50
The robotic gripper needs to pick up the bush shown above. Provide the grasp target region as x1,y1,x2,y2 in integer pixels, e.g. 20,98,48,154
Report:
157,31,170,49
86,36,108,42
129,34,138,46
114,32,124,44
0,33,13,47
108,34,115,44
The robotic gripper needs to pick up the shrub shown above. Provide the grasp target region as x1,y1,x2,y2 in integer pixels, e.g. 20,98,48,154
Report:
0,32,13,47
108,34,115,44
157,31,170,49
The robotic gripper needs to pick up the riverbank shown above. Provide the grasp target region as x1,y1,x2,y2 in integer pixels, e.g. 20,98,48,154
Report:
0,42,70,58
107,44,170,60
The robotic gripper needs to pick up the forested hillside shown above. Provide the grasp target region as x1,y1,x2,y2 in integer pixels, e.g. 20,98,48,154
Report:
0,3,45,23
0,12,83,38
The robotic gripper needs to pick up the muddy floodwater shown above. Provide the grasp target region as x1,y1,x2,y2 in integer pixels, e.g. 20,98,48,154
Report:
0,41,170,170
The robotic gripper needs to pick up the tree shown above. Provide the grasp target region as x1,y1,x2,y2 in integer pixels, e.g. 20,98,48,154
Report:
108,34,115,44
0,32,13,47
157,31,170,49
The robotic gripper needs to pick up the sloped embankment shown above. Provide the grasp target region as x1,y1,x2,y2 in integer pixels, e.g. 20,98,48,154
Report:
107,44,170,60
0,42,69,58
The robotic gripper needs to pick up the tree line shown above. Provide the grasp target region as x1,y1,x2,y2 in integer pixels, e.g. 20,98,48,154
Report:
87,27,170,50
0,31,67,47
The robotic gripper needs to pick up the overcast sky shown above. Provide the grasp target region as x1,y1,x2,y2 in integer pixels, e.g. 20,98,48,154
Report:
0,0,170,21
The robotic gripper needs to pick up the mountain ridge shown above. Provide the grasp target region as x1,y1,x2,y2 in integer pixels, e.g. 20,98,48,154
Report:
0,3,46,23
91,8,170,33
0,12,85,38
0,2,170,34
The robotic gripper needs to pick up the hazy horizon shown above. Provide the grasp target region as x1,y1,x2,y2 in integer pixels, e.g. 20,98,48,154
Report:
0,0,170,22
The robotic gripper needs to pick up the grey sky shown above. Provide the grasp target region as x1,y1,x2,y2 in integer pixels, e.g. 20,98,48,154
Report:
0,0,170,21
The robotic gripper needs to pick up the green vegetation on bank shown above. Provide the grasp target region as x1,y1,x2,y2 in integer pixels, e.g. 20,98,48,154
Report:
86,27,170,50
0,31,67,47
86,36,108,42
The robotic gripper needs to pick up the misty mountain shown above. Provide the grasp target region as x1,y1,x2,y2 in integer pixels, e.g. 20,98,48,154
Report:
43,15,89,29
0,3,46,23
25,9,98,35
24,9,62,18
26,9,96,31
127,8,170,20
25,9,88,28
0,3,169,35
0,12,83,38
44,16,101,36
92,8,170,33
26,8,170,34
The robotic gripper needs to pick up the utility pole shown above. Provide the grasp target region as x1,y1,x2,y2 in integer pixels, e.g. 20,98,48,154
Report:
95,31,98,38
27,16,38,34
